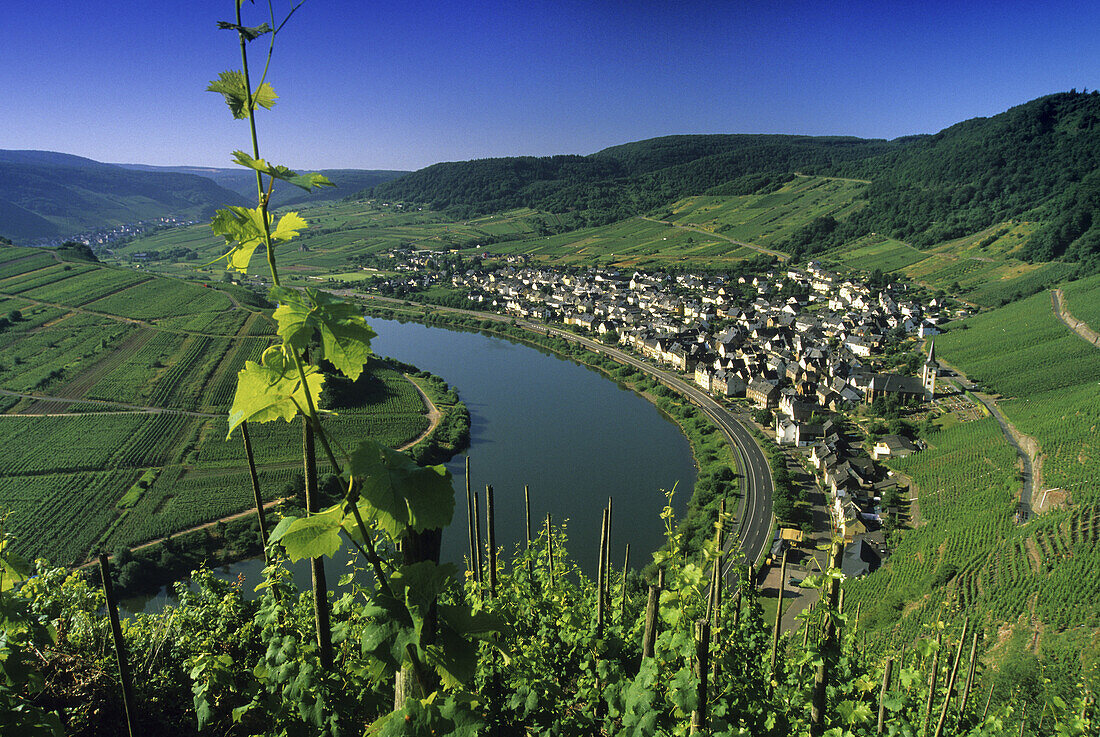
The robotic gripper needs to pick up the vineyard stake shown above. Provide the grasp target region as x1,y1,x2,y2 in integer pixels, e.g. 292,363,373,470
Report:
959,630,979,715
642,585,660,658
465,457,476,577
604,498,613,605
99,554,136,737
923,630,943,734
877,657,894,735
770,549,788,675
524,484,533,579
545,514,554,580
240,421,270,565
982,683,994,721
486,485,497,596
524,484,531,547
690,619,711,734
303,418,334,669
810,541,843,737
934,617,968,737
597,508,608,636
473,489,484,586
620,543,630,622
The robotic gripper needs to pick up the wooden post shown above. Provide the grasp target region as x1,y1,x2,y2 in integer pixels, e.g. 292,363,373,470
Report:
934,618,969,737
924,630,943,733
465,457,476,576
303,418,333,669
620,543,630,622
877,658,894,735
1018,702,1027,737
770,549,789,674
98,554,136,737
393,525,442,710
690,619,711,734
486,485,497,596
545,514,554,580
810,541,843,737
240,421,270,565
524,484,531,547
642,584,660,658
982,683,994,720
473,489,483,585
959,630,979,715
597,508,608,636
524,484,533,579
604,498,613,605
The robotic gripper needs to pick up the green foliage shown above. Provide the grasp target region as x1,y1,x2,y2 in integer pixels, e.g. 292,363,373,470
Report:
227,345,325,437
271,286,376,380
206,71,277,120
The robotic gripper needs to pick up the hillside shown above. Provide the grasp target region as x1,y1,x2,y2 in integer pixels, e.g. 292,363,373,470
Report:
847,275,1100,700
0,150,248,242
371,92,1100,269
0,245,448,565
118,163,407,208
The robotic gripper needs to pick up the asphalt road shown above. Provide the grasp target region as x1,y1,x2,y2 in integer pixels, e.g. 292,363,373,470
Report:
355,295,776,568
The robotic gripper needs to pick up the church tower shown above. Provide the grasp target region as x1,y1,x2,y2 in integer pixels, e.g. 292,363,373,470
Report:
921,339,938,400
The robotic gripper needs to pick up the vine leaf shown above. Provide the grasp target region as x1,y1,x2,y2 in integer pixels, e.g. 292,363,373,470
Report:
342,439,454,538
232,151,335,191
271,287,376,379
207,70,277,119
269,509,343,561
227,345,324,437
216,21,273,42
0,540,30,592
210,206,306,272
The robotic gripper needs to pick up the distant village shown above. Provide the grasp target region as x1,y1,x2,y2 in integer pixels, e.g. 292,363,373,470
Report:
365,250,966,578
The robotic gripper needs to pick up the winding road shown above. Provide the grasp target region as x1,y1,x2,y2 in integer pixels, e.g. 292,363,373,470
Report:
354,295,776,567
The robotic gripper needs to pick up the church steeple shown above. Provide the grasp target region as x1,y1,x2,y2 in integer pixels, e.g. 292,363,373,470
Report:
922,339,938,400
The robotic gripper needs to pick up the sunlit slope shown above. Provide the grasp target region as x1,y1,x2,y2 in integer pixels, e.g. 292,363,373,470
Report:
0,245,431,565
849,280,1100,669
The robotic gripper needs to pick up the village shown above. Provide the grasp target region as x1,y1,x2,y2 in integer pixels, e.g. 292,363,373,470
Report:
365,250,967,580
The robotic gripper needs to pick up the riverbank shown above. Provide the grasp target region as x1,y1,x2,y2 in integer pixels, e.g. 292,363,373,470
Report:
358,299,743,562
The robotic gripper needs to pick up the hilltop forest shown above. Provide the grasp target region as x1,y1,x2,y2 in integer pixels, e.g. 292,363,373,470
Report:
371,91,1100,267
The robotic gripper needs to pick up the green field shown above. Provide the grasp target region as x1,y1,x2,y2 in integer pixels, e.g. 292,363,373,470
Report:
662,175,868,245
1059,271,1100,329
112,202,547,278
0,245,438,565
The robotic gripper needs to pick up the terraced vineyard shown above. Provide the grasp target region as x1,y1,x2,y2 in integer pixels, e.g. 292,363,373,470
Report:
850,274,1100,669
0,244,439,565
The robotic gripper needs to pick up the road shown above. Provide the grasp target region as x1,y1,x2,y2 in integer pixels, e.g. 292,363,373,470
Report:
354,295,776,567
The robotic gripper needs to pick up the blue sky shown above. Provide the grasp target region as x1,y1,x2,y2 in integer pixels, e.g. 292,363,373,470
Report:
5,0,1099,171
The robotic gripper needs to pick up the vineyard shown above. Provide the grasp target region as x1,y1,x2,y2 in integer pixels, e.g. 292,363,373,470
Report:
1058,271,1100,331
0,244,449,570
851,275,1100,688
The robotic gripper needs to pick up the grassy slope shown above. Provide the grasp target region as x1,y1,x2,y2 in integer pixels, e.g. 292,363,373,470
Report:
115,175,1079,306
0,245,430,564
849,279,1100,675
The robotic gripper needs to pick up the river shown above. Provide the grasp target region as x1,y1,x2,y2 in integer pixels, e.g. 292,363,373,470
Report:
122,317,695,613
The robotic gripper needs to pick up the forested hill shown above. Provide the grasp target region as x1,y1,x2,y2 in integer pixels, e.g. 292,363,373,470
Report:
0,150,247,242
371,91,1100,265
117,163,408,209
370,135,895,224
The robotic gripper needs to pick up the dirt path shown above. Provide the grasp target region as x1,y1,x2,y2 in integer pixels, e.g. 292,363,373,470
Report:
936,356,1041,522
1052,288,1100,348
639,216,788,260
399,375,442,450
0,389,221,418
